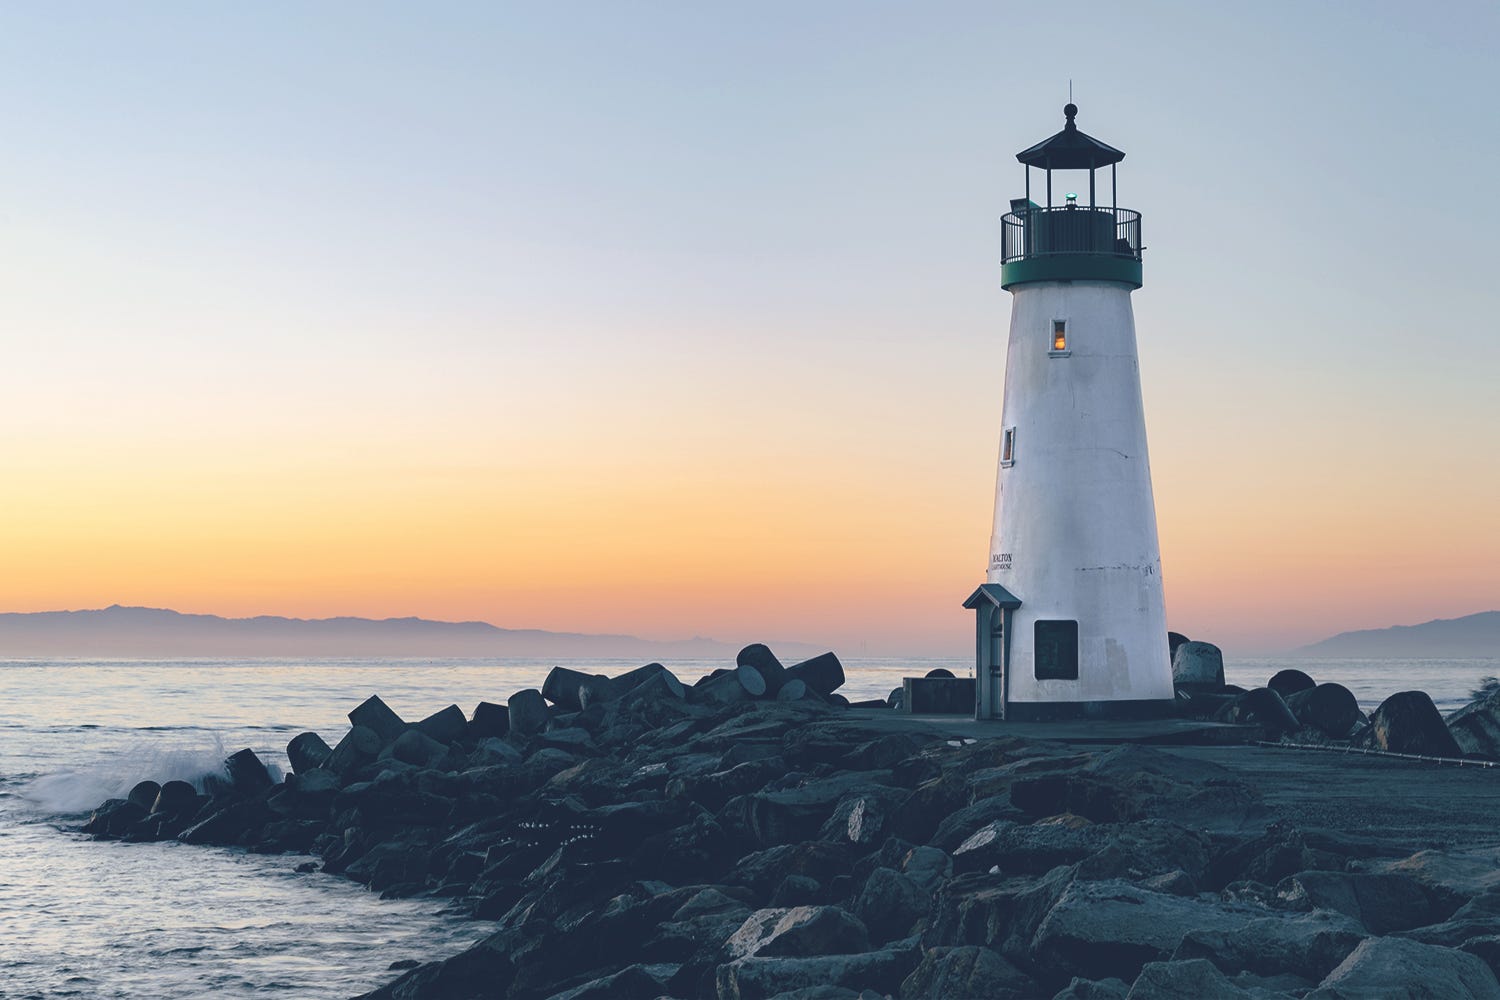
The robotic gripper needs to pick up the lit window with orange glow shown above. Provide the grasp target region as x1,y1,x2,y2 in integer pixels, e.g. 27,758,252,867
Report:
1001,427,1016,467
1052,320,1067,351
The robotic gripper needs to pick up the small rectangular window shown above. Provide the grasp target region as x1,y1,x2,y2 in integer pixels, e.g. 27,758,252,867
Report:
1001,427,1016,467
1034,620,1079,680
1049,319,1070,356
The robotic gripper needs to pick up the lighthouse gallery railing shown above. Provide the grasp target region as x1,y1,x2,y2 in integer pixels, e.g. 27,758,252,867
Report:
1001,206,1142,263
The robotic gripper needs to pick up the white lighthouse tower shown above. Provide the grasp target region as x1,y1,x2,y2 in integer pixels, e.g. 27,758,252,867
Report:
964,103,1174,721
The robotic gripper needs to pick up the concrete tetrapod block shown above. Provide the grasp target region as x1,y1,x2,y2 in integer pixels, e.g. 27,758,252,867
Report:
390,729,448,768
609,662,670,694
1447,689,1500,759
737,644,787,694
1285,683,1362,738
151,780,198,816
574,673,616,710
469,701,509,740
1168,631,1191,660
348,695,407,744
286,731,333,774
127,780,161,812
415,704,468,744
1172,641,1225,689
224,748,274,795
541,666,597,712
776,678,810,702
506,688,549,738
1368,690,1463,757
1216,687,1300,737
695,667,754,706
786,652,846,697
325,724,382,776
736,663,768,697
620,668,685,703
1268,668,1317,700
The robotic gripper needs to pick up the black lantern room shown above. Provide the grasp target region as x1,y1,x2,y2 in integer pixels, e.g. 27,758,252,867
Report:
1001,104,1143,290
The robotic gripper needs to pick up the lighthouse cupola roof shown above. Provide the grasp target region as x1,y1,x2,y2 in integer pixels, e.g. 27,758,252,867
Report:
1015,103,1125,170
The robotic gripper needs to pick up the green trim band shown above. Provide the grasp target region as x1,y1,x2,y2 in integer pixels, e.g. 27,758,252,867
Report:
1001,254,1143,290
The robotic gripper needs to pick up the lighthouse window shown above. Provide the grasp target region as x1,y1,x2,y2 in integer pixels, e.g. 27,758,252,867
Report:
1034,620,1079,680
1001,427,1016,467
1049,320,1070,357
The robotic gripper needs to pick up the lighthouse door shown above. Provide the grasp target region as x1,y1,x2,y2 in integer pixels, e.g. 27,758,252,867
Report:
990,612,1007,720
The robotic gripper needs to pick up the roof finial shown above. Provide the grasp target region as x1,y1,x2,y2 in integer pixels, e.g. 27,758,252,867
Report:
1064,100,1078,128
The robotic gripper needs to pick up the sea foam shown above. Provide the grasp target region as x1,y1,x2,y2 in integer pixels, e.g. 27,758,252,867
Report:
21,735,232,816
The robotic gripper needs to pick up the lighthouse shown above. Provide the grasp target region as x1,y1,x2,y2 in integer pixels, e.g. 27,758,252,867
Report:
964,103,1174,721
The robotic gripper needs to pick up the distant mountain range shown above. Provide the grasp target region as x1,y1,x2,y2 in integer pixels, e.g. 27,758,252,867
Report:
0,605,823,660
1296,611,1500,658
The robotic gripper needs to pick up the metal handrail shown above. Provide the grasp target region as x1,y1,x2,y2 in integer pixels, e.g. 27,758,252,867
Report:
1254,739,1498,769
1001,205,1142,263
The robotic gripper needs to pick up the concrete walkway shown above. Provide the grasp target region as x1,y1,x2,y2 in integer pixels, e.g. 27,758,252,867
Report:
844,708,1254,746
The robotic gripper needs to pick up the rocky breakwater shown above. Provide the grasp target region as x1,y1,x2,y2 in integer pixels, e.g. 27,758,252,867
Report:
1171,634,1490,763
82,643,1500,1000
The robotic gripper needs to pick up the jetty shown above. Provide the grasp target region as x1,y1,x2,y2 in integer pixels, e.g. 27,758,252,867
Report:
79,645,1500,999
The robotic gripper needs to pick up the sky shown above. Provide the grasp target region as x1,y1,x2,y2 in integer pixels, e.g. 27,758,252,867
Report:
0,1,1496,656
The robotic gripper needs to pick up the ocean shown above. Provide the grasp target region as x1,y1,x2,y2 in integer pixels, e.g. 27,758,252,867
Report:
1,655,1496,998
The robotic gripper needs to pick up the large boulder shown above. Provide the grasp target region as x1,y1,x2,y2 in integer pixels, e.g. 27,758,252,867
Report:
1306,936,1500,999
1054,978,1130,1000
726,842,854,897
1447,689,1500,759
1367,691,1463,757
720,771,898,847
1275,869,1452,934
1398,891,1500,948
1367,847,1500,904
953,819,1106,876
724,905,870,959
715,948,918,1000
545,963,675,1000
1126,959,1252,999
1285,683,1363,738
1030,879,1257,982
853,867,930,944
1172,908,1366,980
1172,641,1225,689
898,945,1036,999
922,857,1082,961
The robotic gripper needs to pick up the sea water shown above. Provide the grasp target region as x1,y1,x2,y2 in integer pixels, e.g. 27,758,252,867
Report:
1,655,1496,998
